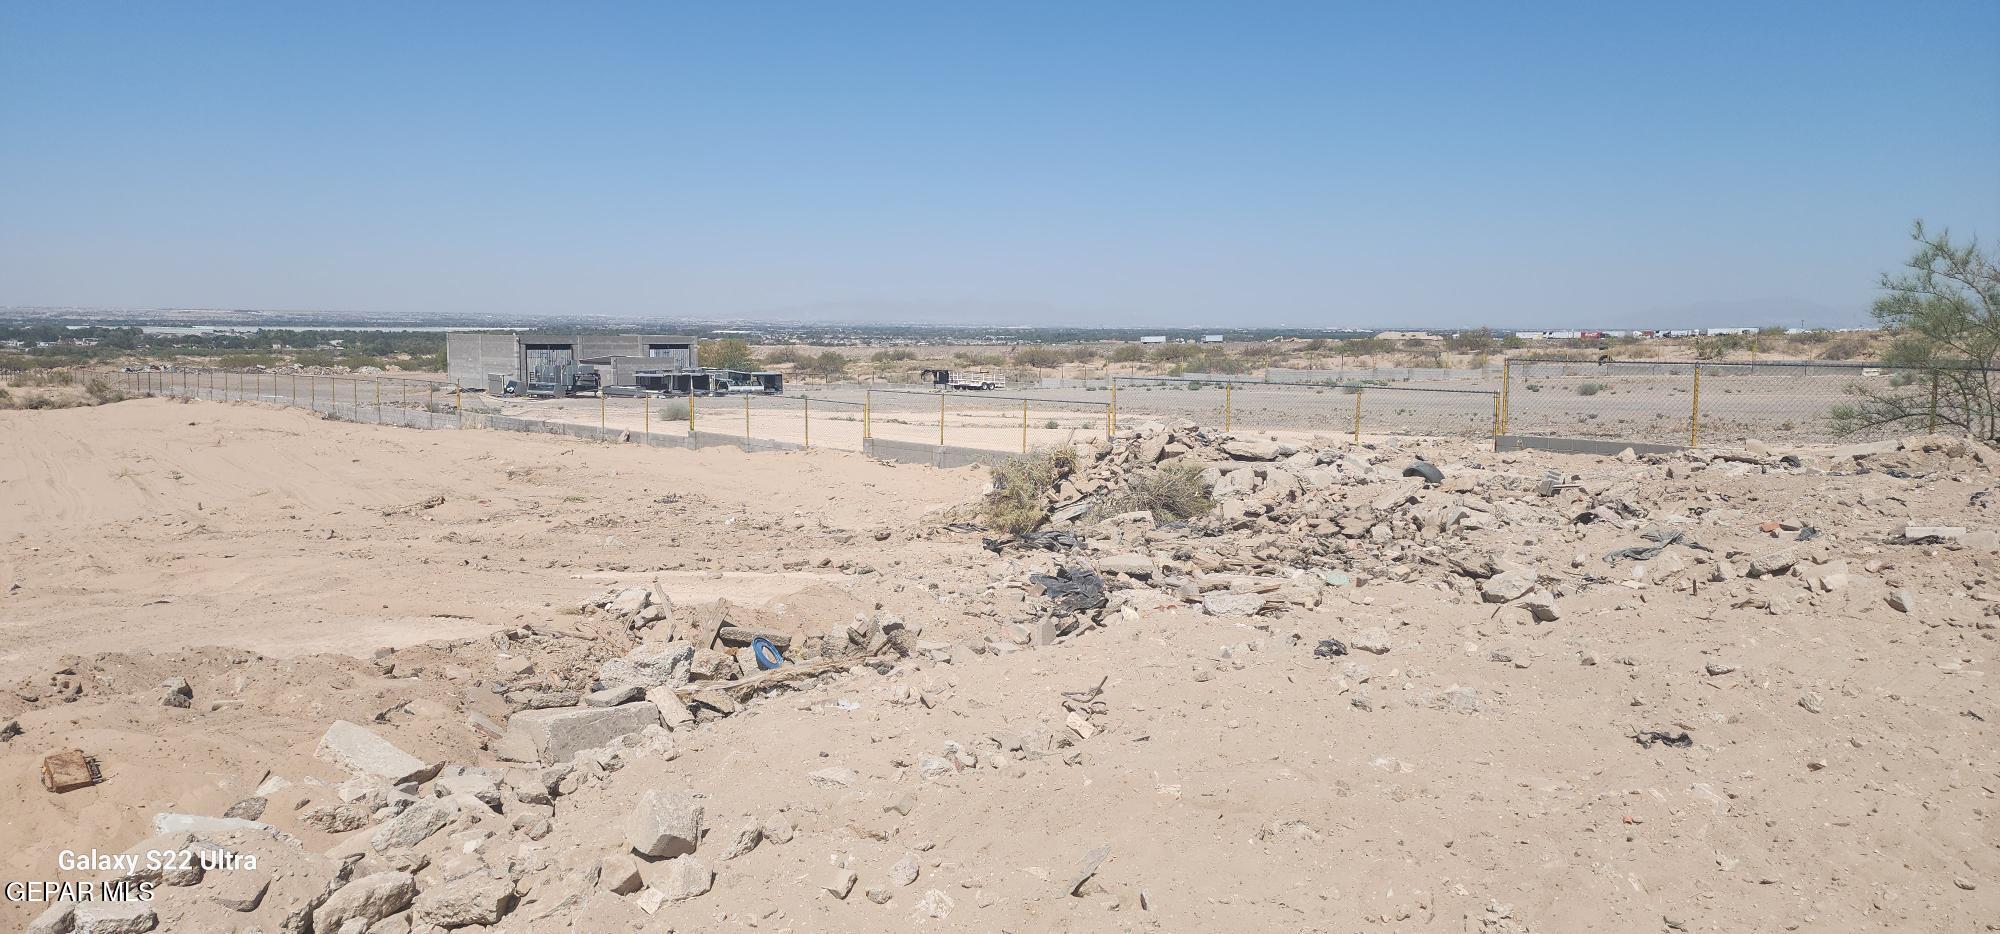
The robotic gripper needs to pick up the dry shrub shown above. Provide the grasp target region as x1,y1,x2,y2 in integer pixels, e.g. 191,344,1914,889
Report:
1095,459,1213,523
985,446,1080,534
1819,336,1871,361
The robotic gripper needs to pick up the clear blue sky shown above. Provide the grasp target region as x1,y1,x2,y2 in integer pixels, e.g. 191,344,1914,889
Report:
3,1,1995,328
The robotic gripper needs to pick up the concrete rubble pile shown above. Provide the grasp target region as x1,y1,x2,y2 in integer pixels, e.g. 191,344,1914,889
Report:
978,422,2000,634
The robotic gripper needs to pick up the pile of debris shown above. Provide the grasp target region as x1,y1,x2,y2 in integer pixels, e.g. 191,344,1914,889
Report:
979,422,2000,627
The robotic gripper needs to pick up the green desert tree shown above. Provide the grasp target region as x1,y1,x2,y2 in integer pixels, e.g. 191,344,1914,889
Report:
1831,221,2000,439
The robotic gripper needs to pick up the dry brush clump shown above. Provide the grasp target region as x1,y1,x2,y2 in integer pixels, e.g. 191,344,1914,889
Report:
984,447,1080,534
1092,459,1213,523
0,370,127,409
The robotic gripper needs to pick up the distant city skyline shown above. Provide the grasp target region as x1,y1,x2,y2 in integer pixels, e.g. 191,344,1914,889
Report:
2,3,1994,329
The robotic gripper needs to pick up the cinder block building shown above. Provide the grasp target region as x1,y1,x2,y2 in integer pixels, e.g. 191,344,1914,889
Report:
446,332,698,390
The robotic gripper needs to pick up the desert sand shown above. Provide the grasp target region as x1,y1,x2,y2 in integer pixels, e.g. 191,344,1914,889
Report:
1,396,1995,933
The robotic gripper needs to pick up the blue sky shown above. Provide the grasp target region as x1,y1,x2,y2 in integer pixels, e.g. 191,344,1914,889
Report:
2,1,1995,328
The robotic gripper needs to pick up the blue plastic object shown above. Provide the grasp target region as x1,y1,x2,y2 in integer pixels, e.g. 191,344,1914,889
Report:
751,636,786,670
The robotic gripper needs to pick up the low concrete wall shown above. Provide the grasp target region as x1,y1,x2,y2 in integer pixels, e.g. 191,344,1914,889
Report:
136,377,1013,469
1494,434,1684,456
861,437,1012,468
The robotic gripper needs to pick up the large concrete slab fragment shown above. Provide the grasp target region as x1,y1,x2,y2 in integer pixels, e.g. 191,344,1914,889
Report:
315,720,439,785
504,704,660,765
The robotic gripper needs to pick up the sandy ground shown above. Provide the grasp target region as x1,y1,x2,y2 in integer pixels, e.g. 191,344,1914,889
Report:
0,397,983,671
0,397,1995,933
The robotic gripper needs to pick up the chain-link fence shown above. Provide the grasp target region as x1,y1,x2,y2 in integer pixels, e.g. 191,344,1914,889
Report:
98,358,1973,460
1108,375,1499,440
111,367,463,428
1502,358,1984,447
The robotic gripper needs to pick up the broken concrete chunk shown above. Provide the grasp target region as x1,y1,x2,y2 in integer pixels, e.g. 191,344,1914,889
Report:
1900,524,1966,542
599,853,644,894
68,902,158,934
1096,553,1157,577
316,720,439,785
1221,439,1286,461
1202,591,1265,617
584,685,644,708
503,703,660,765
1480,569,1535,603
822,868,859,899
311,871,415,934
1065,843,1112,895
412,873,515,928
596,640,697,691
626,789,702,858
660,854,714,901
370,801,451,852
718,817,763,860
890,851,921,887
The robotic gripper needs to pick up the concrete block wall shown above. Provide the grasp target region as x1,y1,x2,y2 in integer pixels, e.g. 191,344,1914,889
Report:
446,333,523,386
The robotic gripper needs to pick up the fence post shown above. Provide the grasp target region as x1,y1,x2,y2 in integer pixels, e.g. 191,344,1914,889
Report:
456,385,463,428
863,390,871,440
1492,393,1501,437
1224,381,1232,433
374,380,381,424
803,397,810,449
1929,372,1939,434
1104,374,1120,436
1689,365,1701,447
1353,389,1362,442
1500,359,1512,434
644,395,651,438
310,375,317,412
427,386,434,428
600,391,606,430
938,394,945,447
688,391,697,436
1022,399,1028,453
743,395,750,438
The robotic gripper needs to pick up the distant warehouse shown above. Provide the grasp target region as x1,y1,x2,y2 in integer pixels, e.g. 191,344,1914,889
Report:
445,331,784,398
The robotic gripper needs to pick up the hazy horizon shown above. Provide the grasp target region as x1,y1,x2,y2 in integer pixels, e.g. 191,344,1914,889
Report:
3,3,1995,329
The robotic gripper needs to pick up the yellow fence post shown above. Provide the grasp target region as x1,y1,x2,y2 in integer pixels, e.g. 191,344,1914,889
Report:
1108,376,1118,434
600,391,606,430
863,390,872,441
374,380,381,424
1224,381,1233,433
456,385,463,428
1500,359,1512,435
1021,399,1029,453
688,392,697,435
1492,393,1501,437
310,375,317,412
1689,365,1701,447
1353,389,1362,443
803,397,810,449
938,394,945,447
743,395,750,438
644,395,651,438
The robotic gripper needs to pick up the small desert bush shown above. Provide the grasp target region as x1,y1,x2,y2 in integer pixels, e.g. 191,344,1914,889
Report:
985,447,1080,535
1575,382,1606,396
657,399,691,420
1094,459,1213,523
83,377,128,404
